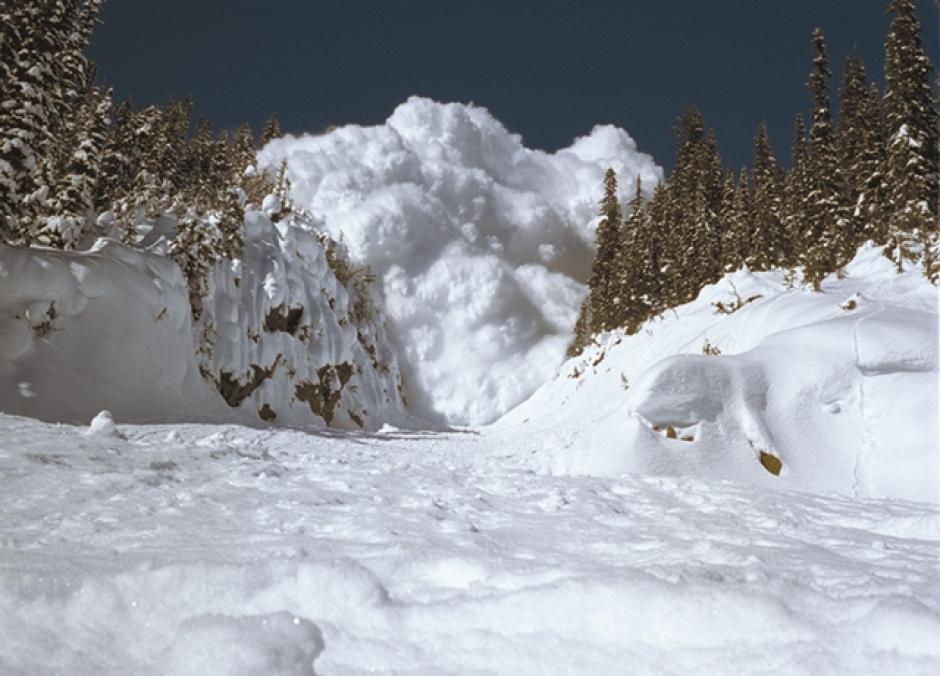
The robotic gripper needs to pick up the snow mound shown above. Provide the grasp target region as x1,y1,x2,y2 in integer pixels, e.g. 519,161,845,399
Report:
259,96,662,425
166,612,323,676
85,410,125,439
0,209,410,429
498,245,939,502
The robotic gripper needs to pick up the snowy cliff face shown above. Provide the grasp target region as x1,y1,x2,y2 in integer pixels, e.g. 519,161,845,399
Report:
259,96,663,426
496,245,939,503
0,209,409,430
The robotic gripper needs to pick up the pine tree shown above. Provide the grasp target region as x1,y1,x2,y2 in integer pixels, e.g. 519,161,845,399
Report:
750,123,787,268
36,85,112,248
882,0,938,272
260,114,283,146
723,168,753,271
804,28,847,289
615,176,649,332
782,113,811,262
586,167,623,333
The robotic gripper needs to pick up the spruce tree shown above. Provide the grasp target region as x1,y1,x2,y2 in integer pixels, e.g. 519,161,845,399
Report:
782,113,811,262
804,28,847,289
260,114,283,146
882,0,938,272
750,123,787,268
36,85,112,248
586,167,623,333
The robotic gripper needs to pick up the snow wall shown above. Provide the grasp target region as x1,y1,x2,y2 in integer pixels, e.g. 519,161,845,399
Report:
0,209,411,430
260,96,663,425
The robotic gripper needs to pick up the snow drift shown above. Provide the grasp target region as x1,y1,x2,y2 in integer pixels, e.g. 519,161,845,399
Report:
497,245,939,503
259,96,662,425
0,208,409,430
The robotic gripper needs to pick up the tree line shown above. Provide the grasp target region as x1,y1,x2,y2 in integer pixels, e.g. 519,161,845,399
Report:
571,0,938,356
0,0,293,317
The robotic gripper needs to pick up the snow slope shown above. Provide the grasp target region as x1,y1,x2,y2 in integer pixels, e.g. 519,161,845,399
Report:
260,97,662,425
1,413,938,675
498,245,939,503
0,208,410,430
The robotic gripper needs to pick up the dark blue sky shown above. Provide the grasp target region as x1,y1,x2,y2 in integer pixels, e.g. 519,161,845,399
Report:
88,0,938,171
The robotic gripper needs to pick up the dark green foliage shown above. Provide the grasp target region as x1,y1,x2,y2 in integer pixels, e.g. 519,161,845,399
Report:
573,2,938,353
882,0,938,271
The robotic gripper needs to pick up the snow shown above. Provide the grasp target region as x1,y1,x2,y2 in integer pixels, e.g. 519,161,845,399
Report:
1,412,938,675
0,230,937,672
499,244,939,503
0,208,411,430
259,97,662,425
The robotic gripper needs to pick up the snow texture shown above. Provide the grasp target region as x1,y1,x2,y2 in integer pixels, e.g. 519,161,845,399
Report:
500,244,939,503
259,97,662,425
0,210,410,430
0,412,938,675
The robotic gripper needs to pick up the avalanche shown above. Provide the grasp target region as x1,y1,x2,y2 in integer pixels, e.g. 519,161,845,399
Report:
260,97,662,425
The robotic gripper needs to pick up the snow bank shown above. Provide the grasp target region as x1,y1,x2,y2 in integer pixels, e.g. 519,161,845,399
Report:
0,209,410,429
259,97,662,425
497,245,939,502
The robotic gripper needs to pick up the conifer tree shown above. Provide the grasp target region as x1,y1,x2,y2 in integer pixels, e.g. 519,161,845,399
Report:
722,168,753,271
586,167,623,333
750,123,787,268
804,29,847,289
36,85,112,248
882,0,938,271
260,114,283,146
782,113,810,261
615,177,649,332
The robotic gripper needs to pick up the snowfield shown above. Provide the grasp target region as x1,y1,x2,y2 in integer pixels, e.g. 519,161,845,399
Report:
1,414,939,675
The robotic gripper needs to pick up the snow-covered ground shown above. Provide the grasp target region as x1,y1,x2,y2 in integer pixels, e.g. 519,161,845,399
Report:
2,413,939,675
501,244,939,503
261,97,662,425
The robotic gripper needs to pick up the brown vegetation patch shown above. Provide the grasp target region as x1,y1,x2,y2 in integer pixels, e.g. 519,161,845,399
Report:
217,355,282,408
258,403,277,422
264,304,305,336
759,451,783,476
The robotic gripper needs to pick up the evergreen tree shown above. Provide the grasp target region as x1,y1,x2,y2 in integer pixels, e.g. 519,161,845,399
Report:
882,0,938,271
722,168,753,271
782,113,810,262
750,123,787,268
804,28,848,289
586,167,623,333
260,114,283,146
36,85,112,248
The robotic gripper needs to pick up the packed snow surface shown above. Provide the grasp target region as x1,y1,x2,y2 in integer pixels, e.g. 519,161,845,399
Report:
2,413,939,675
260,97,662,425
501,244,939,503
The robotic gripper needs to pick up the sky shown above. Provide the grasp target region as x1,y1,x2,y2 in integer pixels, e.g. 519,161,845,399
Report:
87,0,939,172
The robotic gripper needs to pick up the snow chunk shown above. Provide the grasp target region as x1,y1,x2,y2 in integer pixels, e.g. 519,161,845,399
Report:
86,410,125,439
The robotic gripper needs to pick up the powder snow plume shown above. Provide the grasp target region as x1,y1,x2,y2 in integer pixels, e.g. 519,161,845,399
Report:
259,97,662,425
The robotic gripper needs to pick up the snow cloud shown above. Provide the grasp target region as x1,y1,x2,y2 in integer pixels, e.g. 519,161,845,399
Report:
260,97,662,425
